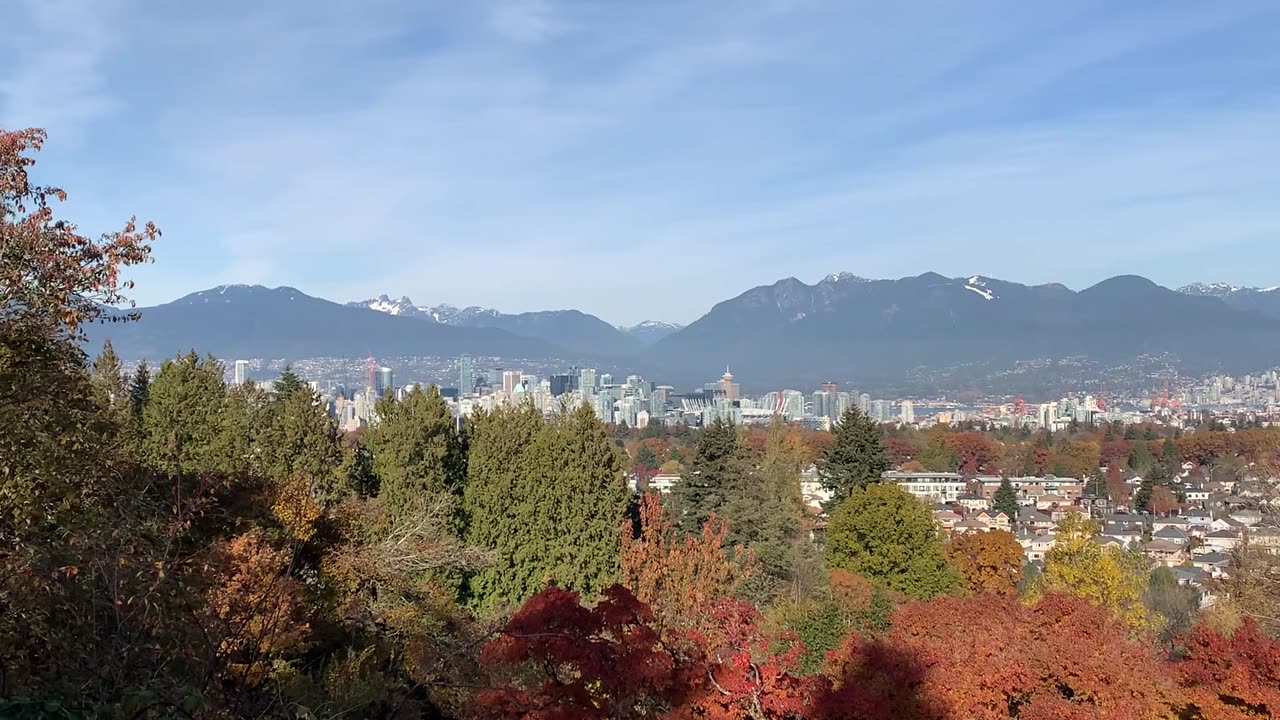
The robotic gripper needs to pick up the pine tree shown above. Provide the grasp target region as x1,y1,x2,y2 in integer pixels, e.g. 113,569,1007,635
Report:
129,359,150,418
142,352,228,477
364,384,465,520
993,476,1020,519
818,407,889,508
673,417,743,534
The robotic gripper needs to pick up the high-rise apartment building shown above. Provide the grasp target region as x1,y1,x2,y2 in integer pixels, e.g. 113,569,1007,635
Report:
859,393,871,414
376,367,394,397
579,368,597,394
899,400,915,424
233,359,250,386
459,355,475,395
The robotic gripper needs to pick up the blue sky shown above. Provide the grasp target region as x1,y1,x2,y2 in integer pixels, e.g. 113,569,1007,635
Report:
3,0,1278,325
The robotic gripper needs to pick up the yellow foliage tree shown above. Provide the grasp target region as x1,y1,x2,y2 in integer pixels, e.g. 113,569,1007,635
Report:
1033,513,1155,632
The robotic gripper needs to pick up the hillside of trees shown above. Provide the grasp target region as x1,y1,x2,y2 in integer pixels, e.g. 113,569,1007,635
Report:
5,128,1280,718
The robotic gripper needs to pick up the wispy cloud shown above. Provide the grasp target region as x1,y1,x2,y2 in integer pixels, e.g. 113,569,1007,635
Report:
2,0,1278,324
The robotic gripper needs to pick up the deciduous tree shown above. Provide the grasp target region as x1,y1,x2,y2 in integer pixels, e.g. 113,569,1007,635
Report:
825,484,960,600
1036,513,1154,631
946,530,1023,596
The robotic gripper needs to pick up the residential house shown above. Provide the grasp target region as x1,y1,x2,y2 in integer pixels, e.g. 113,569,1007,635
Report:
953,518,990,536
1230,508,1263,527
1247,526,1280,550
1035,493,1072,511
648,474,680,494
957,494,989,513
1152,517,1189,533
1152,526,1189,546
1017,507,1055,535
975,510,1011,531
1189,552,1231,578
933,509,962,535
1145,539,1187,566
1185,486,1210,503
1203,529,1241,553
1025,533,1057,562
1101,524,1143,550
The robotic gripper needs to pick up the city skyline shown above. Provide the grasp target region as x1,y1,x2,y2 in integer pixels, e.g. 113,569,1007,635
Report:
3,2,1280,325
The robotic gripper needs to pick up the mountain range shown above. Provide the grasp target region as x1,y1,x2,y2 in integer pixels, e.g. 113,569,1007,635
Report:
345,295,683,354
87,274,1280,391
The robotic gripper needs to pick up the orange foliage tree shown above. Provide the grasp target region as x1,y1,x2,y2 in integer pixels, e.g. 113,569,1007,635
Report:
821,593,1173,719
619,493,757,628
946,530,1024,596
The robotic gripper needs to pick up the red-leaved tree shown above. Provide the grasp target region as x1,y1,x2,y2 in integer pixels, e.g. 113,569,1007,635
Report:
1170,619,1280,719
1,128,158,334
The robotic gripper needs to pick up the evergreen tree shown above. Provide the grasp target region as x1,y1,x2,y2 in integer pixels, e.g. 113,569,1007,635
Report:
344,438,379,498
818,407,889,509
90,339,127,413
549,404,630,595
273,365,306,398
364,384,465,520
635,444,659,472
825,483,961,600
1161,437,1178,471
1129,440,1152,471
128,359,150,418
673,417,743,534
464,403,628,612
214,380,268,475
993,476,1020,519
463,403,545,612
259,384,344,498
142,352,227,477
724,418,806,596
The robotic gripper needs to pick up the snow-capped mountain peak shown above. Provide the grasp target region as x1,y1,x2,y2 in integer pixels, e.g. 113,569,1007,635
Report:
964,275,996,300
821,271,868,284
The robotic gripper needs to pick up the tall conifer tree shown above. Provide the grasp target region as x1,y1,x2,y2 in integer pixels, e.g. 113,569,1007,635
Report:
819,407,889,508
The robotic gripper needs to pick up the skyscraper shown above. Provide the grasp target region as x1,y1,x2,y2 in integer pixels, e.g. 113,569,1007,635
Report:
579,368,597,394
502,370,521,396
549,374,572,397
859,393,871,414
459,355,475,395
376,367,394,397
899,400,915,424
233,359,250,386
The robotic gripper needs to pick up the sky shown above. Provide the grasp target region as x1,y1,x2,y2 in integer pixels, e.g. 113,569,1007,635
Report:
3,0,1279,326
